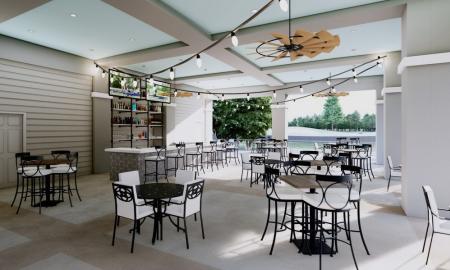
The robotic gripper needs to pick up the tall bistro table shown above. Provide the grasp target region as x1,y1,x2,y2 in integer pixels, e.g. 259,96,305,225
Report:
279,174,335,255
26,158,69,207
136,183,184,244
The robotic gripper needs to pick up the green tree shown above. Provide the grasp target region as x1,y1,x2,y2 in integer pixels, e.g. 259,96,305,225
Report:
322,96,343,130
361,114,376,131
213,97,272,139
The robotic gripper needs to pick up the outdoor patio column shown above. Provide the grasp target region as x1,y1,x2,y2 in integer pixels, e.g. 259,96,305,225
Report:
383,52,402,179
271,95,287,140
401,0,450,217
375,89,384,165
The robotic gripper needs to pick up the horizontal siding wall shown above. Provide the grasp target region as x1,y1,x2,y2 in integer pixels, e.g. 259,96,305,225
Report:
0,58,92,176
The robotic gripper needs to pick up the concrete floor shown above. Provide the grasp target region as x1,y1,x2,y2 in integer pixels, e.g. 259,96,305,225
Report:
0,162,449,270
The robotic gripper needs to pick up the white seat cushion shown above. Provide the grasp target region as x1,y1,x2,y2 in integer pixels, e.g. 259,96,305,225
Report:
269,186,303,201
135,204,154,220
165,203,184,217
50,164,69,168
22,169,52,177
52,167,77,174
17,166,36,173
391,170,402,177
303,191,353,211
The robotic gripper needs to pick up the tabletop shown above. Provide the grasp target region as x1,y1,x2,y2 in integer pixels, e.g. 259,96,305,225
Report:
25,159,69,166
264,159,284,165
136,183,184,200
279,174,319,189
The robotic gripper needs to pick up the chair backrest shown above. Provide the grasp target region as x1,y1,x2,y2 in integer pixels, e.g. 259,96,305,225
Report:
21,155,45,177
51,150,70,160
118,170,141,201
251,156,265,174
323,156,344,175
355,145,369,158
184,179,205,217
341,165,363,196
241,152,251,163
316,174,353,210
300,150,319,160
362,144,372,155
338,152,351,165
195,142,203,153
265,166,281,197
175,143,185,157
112,182,137,220
154,146,166,159
175,170,196,184
288,153,300,161
289,160,311,175
268,151,281,161
57,152,79,173
387,155,394,170
209,141,217,152
422,185,440,229
15,152,30,169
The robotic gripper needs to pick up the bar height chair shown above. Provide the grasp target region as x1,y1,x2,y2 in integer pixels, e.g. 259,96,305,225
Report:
11,152,31,207
166,143,186,177
185,142,205,176
145,146,167,183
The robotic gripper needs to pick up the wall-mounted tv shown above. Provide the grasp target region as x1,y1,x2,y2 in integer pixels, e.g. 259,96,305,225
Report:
146,80,171,103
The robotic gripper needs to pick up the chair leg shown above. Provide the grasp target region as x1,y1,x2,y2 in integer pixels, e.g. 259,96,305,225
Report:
426,232,434,265
261,199,271,241
73,173,82,201
184,218,189,249
200,211,205,239
422,221,429,253
11,174,20,207
240,166,244,182
112,215,118,246
357,201,370,255
347,212,359,270
67,175,73,207
269,201,278,255
131,220,137,253
280,202,288,230
38,178,43,215
16,178,26,215
177,217,180,232
387,174,392,191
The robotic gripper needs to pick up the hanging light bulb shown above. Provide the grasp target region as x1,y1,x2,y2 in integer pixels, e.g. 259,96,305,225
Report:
331,86,336,93
101,71,106,78
247,105,250,110
326,78,331,86
169,67,175,80
246,93,250,101
299,85,304,93
132,78,138,88
293,99,296,102
149,75,154,86
278,0,289,12
377,61,382,68
231,32,239,47
196,54,202,68
174,89,178,97
120,78,126,87
95,64,99,72
273,90,277,98
197,92,201,99
261,106,264,109
221,94,225,102
352,69,356,76
353,76,358,83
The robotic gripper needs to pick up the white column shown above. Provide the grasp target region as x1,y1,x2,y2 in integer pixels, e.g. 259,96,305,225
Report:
204,99,213,142
271,95,287,140
375,90,384,165
401,0,450,217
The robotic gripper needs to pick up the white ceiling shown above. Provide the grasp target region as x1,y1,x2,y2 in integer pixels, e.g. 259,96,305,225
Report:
161,0,386,34
184,76,264,90
0,0,178,59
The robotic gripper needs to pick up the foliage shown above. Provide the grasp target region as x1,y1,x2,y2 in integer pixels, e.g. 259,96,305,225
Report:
213,97,272,139
288,96,376,131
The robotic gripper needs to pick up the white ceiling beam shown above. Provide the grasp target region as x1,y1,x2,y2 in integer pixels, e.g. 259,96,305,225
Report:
175,70,245,84
0,0,50,23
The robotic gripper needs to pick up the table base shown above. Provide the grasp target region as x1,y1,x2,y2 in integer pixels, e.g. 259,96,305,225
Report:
294,239,335,255
32,200,62,207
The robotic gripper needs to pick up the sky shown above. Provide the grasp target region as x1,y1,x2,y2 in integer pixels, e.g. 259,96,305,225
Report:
286,89,376,121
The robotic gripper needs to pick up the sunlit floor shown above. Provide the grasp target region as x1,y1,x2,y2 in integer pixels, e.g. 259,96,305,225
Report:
0,160,449,270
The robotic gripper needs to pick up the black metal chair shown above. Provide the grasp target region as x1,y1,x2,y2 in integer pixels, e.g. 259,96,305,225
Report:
352,145,372,181
323,156,344,176
289,160,312,175
11,152,31,207
250,156,265,187
215,141,228,168
166,143,186,176
185,142,205,176
202,141,218,171
361,144,375,178
52,152,81,204
145,146,167,183
300,150,319,160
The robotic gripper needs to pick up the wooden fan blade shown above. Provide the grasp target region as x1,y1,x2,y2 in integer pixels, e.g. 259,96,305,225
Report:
300,49,321,58
272,51,288,61
292,29,315,44
289,50,299,61
303,35,340,47
304,46,334,53
271,33,290,45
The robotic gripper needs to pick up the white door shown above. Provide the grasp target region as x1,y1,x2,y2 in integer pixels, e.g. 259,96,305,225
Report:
0,114,23,188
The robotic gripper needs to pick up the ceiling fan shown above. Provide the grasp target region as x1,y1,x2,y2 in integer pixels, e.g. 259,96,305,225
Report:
253,0,340,61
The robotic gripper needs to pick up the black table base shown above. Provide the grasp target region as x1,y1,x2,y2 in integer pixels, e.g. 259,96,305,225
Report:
32,200,62,207
294,239,335,255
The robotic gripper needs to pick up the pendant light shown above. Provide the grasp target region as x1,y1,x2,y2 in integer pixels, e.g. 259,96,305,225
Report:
353,76,358,83
331,86,336,93
278,0,288,12
352,69,356,76
196,54,202,68
221,94,225,101
299,85,304,93
231,32,239,47
273,90,277,98
95,64,99,72
149,75,154,86
246,93,250,101
169,67,175,80
101,71,106,78
197,92,201,99
326,78,331,86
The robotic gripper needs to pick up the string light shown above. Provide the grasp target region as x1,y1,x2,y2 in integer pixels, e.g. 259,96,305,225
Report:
95,64,99,72
326,78,331,86
331,86,336,93
120,78,126,87
197,92,201,99
261,106,264,109
278,0,289,12
247,105,250,109
169,67,175,80
149,75,154,86
246,93,250,101
101,71,106,78
196,54,202,68
353,76,358,83
174,89,178,97
352,69,356,76
132,78,138,88
377,61,382,68
273,90,276,98
221,94,225,101
231,32,239,47
299,85,304,93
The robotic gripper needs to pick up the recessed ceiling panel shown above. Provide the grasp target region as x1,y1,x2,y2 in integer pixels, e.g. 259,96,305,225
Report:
0,0,178,59
125,53,236,79
161,0,385,34
184,76,264,90
233,18,401,68
272,64,383,83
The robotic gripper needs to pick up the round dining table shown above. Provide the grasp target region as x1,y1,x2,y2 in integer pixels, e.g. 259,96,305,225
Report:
136,183,184,244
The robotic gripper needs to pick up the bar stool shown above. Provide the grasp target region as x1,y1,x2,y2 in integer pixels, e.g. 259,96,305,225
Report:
145,146,167,183
203,141,218,171
166,143,186,177
11,152,31,207
185,142,205,175
225,140,239,165
362,143,375,178
215,141,228,168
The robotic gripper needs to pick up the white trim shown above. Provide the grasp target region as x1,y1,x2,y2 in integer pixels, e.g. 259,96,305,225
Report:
91,92,113,99
398,52,450,74
381,87,402,96
376,99,384,105
163,103,177,107
271,104,287,109
0,111,26,151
